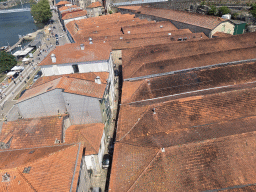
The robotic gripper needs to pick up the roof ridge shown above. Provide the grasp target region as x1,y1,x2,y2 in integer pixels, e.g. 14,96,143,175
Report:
79,131,98,154
17,168,37,191
118,105,150,142
127,149,161,192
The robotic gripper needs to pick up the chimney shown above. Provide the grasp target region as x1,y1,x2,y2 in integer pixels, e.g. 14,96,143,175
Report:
95,76,101,84
80,44,84,50
89,37,93,44
51,53,56,63
152,108,156,114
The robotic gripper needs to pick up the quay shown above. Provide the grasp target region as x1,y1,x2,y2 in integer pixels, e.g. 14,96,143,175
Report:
6,37,24,53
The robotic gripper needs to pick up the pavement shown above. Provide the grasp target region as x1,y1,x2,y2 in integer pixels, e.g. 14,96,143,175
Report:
0,8,69,130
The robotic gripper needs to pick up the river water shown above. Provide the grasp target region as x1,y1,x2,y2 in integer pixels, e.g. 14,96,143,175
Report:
0,3,44,48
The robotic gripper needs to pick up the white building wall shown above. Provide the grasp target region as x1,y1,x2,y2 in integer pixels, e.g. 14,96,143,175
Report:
41,60,109,76
210,21,235,38
63,92,103,125
98,131,105,165
64,16,87,25
17,89,66,118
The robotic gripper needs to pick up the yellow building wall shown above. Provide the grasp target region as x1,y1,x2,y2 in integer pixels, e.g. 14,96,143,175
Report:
210,21,235,38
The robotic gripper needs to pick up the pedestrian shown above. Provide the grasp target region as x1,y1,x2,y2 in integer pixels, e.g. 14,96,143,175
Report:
13,80,16,84
12,91,14,95
24,80,26,84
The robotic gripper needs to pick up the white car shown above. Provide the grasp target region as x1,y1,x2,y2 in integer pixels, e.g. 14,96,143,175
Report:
59,35,64,38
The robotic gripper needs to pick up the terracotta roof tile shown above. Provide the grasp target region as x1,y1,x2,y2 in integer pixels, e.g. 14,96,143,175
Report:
0,144,83,192
118,6,227,30
110,131,256,191
122,32,256,79
19,73,108,102
32,72,109,88
213,31,233,37
117,87,256,144
108,32,207,50
0,116,64,150
122,62,256,104
65,123,104,155
56,0,70,6
59,5,79,12
62,10,87,20
87,1,102,8
17,77,62,102
38,43,111,66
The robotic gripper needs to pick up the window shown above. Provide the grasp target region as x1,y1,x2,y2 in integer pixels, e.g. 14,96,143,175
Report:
72,64,79,73
227,29,231,34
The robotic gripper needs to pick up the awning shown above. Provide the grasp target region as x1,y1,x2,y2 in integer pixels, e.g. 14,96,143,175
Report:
13,47,34,57
22,58,30,62
6,71,16,76
11,66,25,71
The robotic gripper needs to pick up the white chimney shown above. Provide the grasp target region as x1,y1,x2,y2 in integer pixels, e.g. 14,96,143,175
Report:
80,44,84,50
51,53,56,63
89,37,93,44
95,76,101,84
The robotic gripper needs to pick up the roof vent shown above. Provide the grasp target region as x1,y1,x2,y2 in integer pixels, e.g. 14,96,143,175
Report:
2,173,10,182
168,33,172,36
80,44,84,50
89,37,93,44
95,76,101,84
29,150,35,154
152,108,156,114
161,148,165,152
23,167,31,174
147,80,150,85
51,54,56,63
55,138,61,144
120,37,123,40
160,25,163,28
127,31,130,34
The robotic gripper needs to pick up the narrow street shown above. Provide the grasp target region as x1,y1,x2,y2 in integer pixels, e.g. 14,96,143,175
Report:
0,8,69,130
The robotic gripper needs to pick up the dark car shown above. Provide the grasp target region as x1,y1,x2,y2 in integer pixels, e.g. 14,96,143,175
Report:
53,26,56,29
56,41,59,45
102,154,111,169
55,34,58,37
114,70,119,76
13,72,19,78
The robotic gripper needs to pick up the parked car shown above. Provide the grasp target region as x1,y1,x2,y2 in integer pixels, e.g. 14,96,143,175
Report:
56,37,59,41
56,41,59,45
13,72,19,78
33,71,42,82
59,35,64,38
102,154,111,169
55,34,58,37
53,26,56,29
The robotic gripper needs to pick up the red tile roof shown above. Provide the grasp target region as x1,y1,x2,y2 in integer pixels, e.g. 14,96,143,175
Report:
213,31,233,37
122,32,256,79
38,43,111,66
87,1,102,8
118,6,228,30
59,5,79,12
0,116,64,150
110,130,256,191
32,72,109,88
18,73,108,102
62,10,87,20
108,32,207,50
65,123,104,155
117,87,256,146
121,62,256,104
56,0,70,6
0,144,83,192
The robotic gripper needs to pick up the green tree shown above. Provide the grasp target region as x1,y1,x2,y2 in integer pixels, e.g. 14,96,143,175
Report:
0,51,17,73
249,3,256,18
31,0,52,23
218,6,231,16
208,5,217,15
